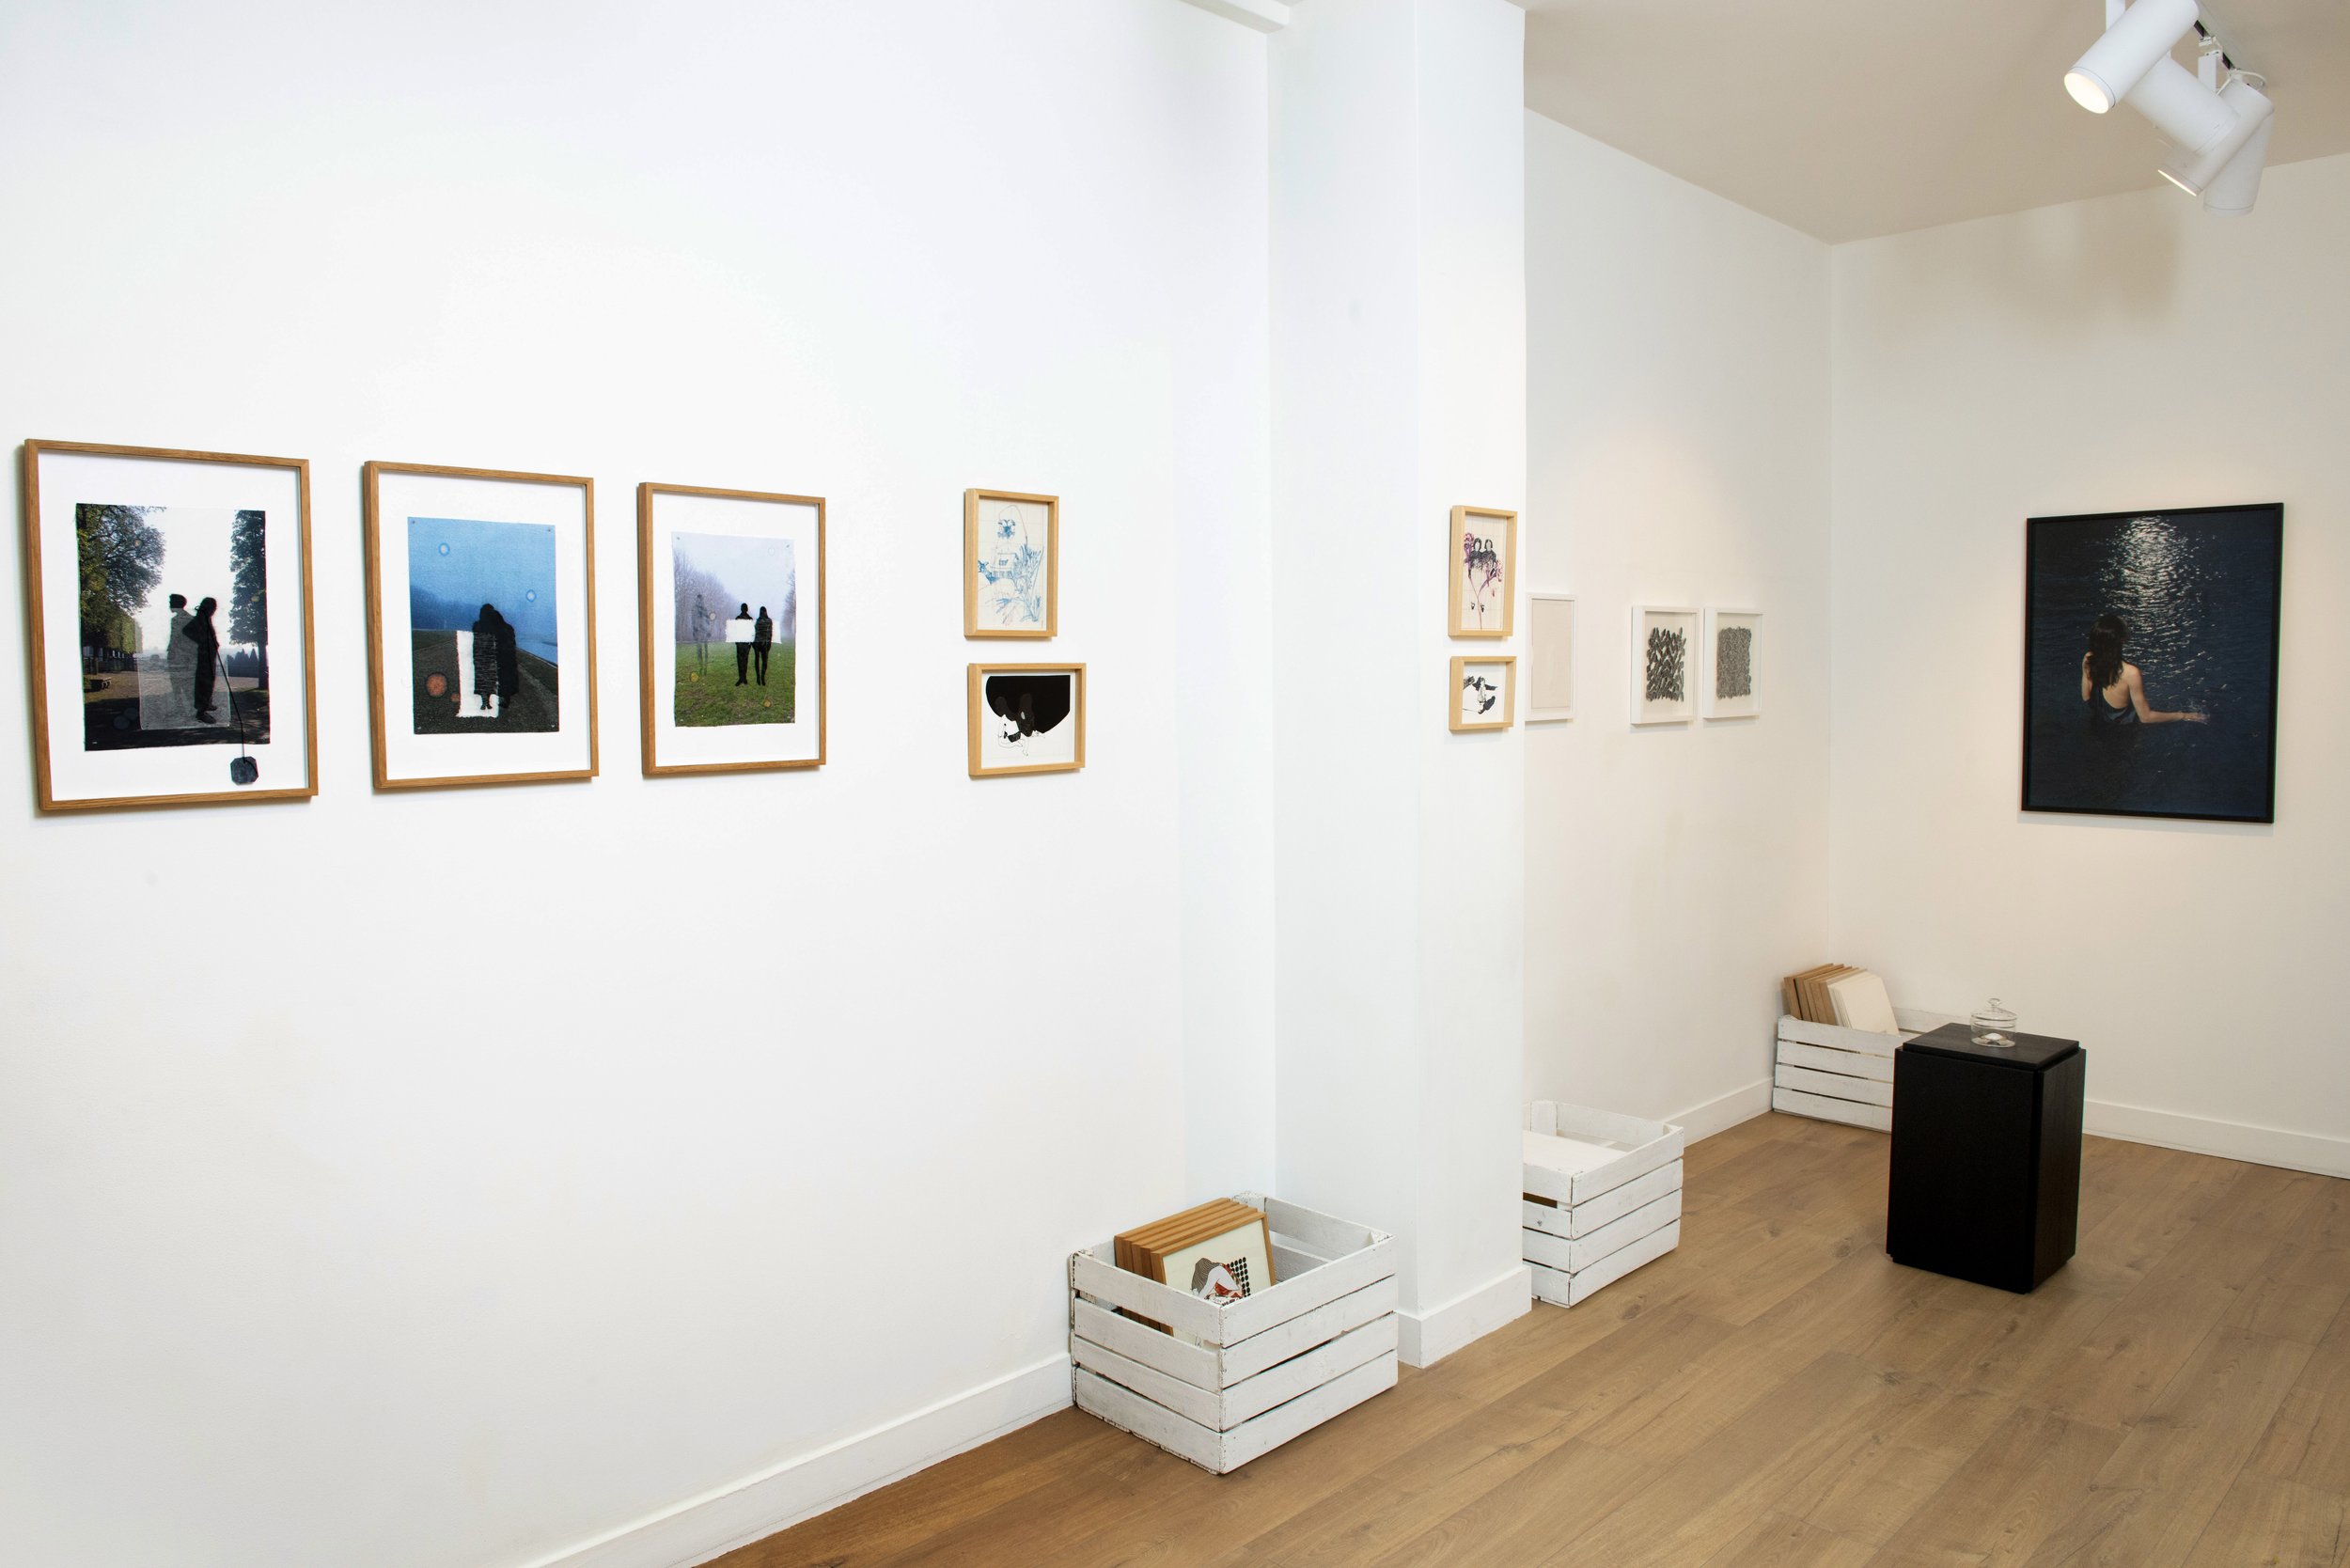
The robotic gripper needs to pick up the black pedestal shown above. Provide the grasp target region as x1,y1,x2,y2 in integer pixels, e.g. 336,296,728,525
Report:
1886,1023,2086,1294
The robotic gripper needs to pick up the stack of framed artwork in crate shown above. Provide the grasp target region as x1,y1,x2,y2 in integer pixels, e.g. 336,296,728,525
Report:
1521,1103,1684,1307
1772,1007,1962,1132
1069,1194,1397,1474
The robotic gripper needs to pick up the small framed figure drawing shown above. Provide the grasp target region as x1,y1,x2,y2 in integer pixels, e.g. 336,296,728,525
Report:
20,440,320,810
968,662,1085,776
1449,505,1516,637
1450,655,1516,732
1630,605,1699,726
965,487,1058,637
1703,608,1762,720
1527,593,1575,723
638,483,825,776
363,461,598,790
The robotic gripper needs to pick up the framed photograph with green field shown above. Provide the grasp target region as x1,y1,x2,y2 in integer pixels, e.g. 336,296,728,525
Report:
363,461,598,790
637,482,825,776
20,439,319,810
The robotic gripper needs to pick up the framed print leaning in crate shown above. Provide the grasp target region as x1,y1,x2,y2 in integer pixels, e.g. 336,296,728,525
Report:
964,487,1057,637
20,439,319,811
1450,655,1515,732
364,461,597,791
1449,504,1516,637
968,662,1084,776
638,482,824,776
1703,608,1761,720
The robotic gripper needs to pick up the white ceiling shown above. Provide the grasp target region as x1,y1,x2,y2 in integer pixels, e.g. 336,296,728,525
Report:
1524,0,2350,243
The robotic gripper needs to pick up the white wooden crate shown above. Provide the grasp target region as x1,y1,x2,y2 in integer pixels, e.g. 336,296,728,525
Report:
1069,1193,1397,1474
1522,1103,1684,1308
1770,1007,1961,1133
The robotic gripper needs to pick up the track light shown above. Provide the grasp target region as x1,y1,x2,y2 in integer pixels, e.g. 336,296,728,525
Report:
2158,75,2273,195
2064,1,2278,215
2064,0,2200,114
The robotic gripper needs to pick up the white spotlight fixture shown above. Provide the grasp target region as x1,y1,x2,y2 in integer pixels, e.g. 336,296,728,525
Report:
2064,0,2279,216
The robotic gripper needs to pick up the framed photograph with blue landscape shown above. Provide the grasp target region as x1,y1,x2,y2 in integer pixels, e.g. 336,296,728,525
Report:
363,461,598,790
637,481,825,776
2022,504,2282,823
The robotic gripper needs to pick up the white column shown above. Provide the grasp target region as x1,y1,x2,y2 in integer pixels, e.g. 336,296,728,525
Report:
1269,0,1529,1366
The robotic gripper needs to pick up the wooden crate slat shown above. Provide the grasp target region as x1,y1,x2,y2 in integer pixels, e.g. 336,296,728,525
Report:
1521,1189,1682,1274
1772,1085,1892,1132
1775,1063,1894,1107
1222,1314,1397,1429
1776,1014,1905,1057
1522,1160,1683,1240
1777,1040,1895,1082
1528,1102,1663,1148
1220,1275,1397,1384
1222,1352,1398,1470
1070,1245,1225,1342
1070,1296,1222,1391
1251,1194,1384,1260
1528,1218,1683,1308
1071,1334,1223,1428
1073,1366,1223,1469
1215,1232,1395,1345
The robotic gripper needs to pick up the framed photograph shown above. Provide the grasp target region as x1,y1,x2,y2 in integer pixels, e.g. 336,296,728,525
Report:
20,439,318,811
1449,504,1516,637
1703,608,1762,720
1630,605,1699,726
363,461,597,791
1527,593,1575,723
638,483,824,776
2024,504,2281,823
1449,654,1516,732
967,662,1085,777
964,487,1058,637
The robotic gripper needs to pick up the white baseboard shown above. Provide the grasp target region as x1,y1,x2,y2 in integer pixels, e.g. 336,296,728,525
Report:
1398,1262,1532,1368
1668,1076,1774,1143
2088,1099,2350,1180
511,1354,1072,1568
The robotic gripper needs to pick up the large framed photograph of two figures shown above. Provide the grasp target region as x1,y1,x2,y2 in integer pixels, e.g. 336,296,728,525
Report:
20,440,319,811
2023,504,2282,824
638,482,825,776
363,462,599,791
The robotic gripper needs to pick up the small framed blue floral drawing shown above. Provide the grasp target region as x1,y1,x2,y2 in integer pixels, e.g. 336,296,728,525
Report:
964,487,1058,638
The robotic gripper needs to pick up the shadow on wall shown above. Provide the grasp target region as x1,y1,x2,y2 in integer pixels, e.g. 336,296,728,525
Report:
1863,190,2188,344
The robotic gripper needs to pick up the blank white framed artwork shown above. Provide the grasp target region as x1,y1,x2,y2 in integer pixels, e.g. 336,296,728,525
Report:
1703,608,1762,720
1527,593,1575,723
1629,605,1699,726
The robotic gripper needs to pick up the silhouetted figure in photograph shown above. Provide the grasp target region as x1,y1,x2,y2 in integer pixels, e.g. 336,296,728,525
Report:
187,596,221,723
754,604,773,685
165,592,196,720
494,607,522,715
472,604,508,713
734,602,753,685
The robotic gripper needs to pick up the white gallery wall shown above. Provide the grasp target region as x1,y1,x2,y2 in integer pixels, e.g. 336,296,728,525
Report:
0,3,1273,1567
1830,153,2350,1177
1522,115,1836,1131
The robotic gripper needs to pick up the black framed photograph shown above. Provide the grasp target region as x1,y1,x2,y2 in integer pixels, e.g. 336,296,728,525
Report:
2023,504,2282,823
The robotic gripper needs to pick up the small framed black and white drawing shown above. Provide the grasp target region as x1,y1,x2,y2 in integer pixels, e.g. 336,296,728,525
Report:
1527,593,1574,723
1630,605,1698,726
1703,608,1761,721
968,662,1085,776
1449,655,1515,732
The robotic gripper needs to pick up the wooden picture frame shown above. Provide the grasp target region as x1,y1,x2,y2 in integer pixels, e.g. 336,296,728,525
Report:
1449,654,1516,732
637,482,826,776
362,460,598,791
1527,593,1575,723
20,439,320,811
1702,607,1762,721
1449,504,1516,638
967,661,1085,777
1630,605,1699,726
964,487,1058,638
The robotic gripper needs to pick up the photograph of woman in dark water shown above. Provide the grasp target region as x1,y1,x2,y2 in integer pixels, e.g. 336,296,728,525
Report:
2023,506,2281,823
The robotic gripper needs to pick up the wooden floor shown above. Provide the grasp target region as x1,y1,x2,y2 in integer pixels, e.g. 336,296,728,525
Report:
722,1113,2350,1568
